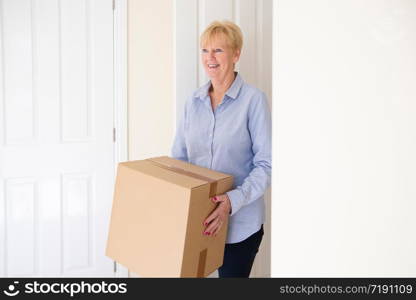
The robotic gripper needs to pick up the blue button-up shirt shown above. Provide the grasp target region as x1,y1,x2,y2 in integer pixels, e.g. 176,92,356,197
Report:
171,73,271,243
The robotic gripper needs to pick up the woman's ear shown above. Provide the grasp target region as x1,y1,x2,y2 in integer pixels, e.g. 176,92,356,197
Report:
233,49,241,64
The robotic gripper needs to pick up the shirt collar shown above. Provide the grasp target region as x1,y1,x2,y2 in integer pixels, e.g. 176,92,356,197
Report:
225,72,244,99
194,72,244,101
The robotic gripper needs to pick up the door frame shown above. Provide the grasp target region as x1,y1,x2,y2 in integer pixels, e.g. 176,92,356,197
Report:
113,0,129,278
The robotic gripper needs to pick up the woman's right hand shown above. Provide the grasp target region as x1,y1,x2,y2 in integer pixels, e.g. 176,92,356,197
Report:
203,194,231,237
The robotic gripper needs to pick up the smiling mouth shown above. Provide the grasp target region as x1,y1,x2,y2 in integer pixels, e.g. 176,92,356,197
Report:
208,64,220,69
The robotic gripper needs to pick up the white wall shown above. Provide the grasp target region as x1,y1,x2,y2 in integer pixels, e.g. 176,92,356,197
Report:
175,0,273,277
273,0,416,276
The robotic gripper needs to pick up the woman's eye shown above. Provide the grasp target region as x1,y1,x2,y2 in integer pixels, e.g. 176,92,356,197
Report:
214,49,223,53
201,49,208,53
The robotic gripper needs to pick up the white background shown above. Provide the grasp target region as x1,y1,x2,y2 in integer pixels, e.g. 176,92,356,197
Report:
272,0,416,276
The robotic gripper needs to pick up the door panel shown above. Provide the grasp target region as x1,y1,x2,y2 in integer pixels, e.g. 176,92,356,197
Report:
0,0,115,277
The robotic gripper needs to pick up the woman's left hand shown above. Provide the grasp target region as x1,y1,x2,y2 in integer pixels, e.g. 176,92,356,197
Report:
203,194,231,237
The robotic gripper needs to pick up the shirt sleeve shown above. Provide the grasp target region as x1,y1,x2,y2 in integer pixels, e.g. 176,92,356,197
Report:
226,92,272,216
171,101,188,162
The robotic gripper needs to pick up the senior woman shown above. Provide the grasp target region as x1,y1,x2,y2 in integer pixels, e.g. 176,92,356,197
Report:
171,20,271,278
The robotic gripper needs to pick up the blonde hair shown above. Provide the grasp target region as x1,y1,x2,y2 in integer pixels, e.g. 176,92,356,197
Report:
200,20,243,52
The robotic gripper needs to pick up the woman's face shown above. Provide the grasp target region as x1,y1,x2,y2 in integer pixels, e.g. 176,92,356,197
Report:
201,34,240,82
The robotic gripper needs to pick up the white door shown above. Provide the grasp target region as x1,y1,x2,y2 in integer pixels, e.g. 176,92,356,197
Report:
0,0,115,277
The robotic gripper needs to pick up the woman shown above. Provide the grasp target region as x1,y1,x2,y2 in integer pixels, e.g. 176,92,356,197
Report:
171,20,271,278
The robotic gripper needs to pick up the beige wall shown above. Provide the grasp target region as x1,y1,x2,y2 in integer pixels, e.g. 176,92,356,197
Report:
128,0,174,160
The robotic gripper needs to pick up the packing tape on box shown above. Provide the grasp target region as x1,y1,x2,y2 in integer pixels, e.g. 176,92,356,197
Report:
147,159,218,197
197,248,208,278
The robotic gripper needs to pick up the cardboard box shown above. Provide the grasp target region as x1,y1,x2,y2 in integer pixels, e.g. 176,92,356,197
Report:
106,156,233,277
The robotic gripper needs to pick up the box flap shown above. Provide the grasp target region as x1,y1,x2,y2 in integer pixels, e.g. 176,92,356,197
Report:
147,156,232,181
